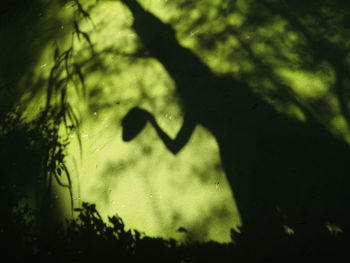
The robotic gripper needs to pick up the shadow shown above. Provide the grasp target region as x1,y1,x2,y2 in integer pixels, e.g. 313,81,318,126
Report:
120,0,350,252
3,199,348,262
0,105,70,246
257,0,350,130
0,201,246,263
0,0,63,108
0,0,99,239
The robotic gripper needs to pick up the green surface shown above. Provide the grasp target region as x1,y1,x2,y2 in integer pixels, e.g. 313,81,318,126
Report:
3,0,350,243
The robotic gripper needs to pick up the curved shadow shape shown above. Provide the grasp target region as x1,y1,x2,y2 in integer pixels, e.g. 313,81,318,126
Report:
120,0,350,246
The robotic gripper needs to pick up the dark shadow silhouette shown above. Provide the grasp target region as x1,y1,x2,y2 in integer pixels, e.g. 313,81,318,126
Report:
257,0,350,129
0,0,98,242
120,0,350,252
0,201,251,263
4,199,347,262
0,104,77,221
0,0,62,108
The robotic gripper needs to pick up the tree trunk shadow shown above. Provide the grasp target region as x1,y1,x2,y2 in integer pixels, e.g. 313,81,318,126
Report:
120,0,350,246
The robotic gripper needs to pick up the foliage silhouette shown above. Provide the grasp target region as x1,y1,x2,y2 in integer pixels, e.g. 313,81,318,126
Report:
0,105,76,233
0,0,98,235
2,198,349,262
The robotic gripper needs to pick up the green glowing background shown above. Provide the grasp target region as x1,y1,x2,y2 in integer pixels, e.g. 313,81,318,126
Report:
3,0,350,243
